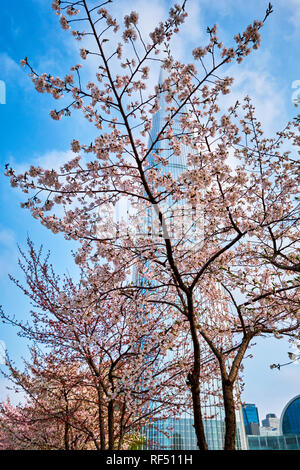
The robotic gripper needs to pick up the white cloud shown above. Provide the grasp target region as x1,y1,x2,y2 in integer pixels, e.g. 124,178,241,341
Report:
222,60,288,135
0,53,20,77
118,0,167,36
0,53,33,89
11,149,76,175
34,149,76,170
6,150,78,224
169,0,203,60
0,341,6,365
0,228,18,280
277,0,300,30
0,229,15,246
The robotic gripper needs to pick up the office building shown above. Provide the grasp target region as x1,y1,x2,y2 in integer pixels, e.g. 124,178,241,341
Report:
260,413,280,435
242,403,260,435
138,69,247,450
262,413,280,429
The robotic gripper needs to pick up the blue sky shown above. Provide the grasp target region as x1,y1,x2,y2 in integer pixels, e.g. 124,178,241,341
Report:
0,0,299,422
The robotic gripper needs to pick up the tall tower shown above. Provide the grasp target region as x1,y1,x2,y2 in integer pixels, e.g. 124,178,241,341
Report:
242,403,260,435
138,69,247,450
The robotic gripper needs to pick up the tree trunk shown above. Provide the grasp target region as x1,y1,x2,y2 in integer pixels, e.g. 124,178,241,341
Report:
189,374,209,450
108,400,114,450
64,421,70,450
222,380,236,450
117,401,126,450
221,335,253,450
63,393,70,450
97,385,106,450
187,294,208,450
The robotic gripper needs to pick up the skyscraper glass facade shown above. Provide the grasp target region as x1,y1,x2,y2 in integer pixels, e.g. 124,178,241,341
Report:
242,403,260,435
137,70,247,450
145,415,246,450
242,403,260,426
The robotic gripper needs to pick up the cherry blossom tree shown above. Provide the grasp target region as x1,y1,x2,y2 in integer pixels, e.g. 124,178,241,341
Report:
0,356,100,450
5,0,300,450
182,95,300,448
193,259,300,448
0,240,194,450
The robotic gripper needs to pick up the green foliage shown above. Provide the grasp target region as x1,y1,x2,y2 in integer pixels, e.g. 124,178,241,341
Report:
128,434,146,450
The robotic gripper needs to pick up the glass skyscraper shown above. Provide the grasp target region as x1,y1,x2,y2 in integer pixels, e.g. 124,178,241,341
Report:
136,69,247,450
242,403,260,426
145,415,246,450
242,403,260,435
